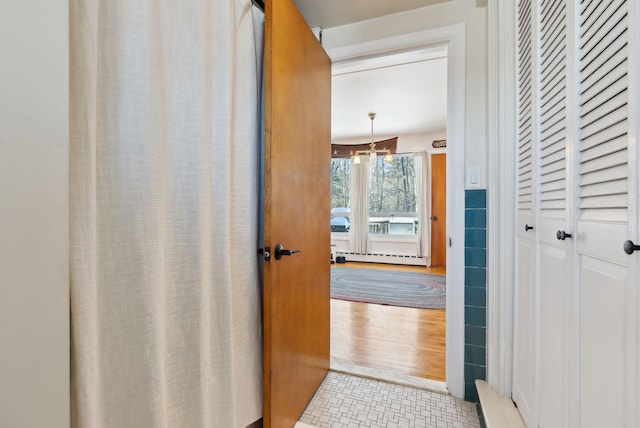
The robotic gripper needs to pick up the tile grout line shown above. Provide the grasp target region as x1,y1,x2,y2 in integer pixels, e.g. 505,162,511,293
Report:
299,371,481,428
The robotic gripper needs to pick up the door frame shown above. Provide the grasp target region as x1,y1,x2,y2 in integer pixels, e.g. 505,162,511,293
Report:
486,0,517,397
327,23,467,398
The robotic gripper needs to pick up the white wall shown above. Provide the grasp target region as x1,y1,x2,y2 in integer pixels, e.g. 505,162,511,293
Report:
0,1,70,427
323,0,487,189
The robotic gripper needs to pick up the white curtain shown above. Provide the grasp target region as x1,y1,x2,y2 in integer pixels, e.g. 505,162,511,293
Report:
350,157,370,254
70,1,263,427
414,152,432,265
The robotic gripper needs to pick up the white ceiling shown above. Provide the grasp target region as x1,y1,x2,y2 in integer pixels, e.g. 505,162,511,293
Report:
332,50,448,141
292,0,452,29
291,0,451,142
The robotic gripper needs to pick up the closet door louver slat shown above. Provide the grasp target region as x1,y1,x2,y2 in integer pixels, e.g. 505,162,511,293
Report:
578,0,628,221
539,0,567,216
517,0,534,212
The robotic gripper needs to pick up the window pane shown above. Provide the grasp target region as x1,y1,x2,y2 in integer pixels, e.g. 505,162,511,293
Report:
330,158,351,233
369,154,417,235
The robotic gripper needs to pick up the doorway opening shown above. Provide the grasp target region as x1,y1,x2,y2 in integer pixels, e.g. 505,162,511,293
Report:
328,46,449,390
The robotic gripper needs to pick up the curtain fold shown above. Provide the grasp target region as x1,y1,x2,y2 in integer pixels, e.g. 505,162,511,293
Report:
349,157,370,254
70,1,263,427
414,152,432,266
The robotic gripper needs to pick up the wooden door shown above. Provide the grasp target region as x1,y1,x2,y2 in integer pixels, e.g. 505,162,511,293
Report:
431,153,446,266
263,0,331,427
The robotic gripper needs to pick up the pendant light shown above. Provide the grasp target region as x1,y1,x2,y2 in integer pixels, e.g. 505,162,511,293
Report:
352,113,393,164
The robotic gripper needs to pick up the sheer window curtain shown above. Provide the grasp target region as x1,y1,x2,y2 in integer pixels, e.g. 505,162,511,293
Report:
414,152,432,266
349,156,370,254
70,1,263,427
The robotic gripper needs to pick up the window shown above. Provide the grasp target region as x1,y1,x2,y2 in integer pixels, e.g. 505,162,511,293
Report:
330,154,418,235
330,158,351,233
369,154,417,235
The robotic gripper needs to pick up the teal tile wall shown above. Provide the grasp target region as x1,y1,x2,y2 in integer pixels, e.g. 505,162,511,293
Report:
464,189,486,402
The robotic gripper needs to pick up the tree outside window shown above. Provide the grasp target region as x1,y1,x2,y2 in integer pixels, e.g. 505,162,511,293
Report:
369,154,417,235
330,155,418,235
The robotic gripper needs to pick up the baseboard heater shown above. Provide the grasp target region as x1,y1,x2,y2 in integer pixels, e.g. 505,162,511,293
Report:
336,251,425,266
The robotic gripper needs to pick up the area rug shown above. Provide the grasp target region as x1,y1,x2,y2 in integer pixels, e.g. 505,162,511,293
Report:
330,267,446,309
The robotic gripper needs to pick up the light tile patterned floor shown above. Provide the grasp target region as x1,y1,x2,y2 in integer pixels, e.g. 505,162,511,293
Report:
299,372,481,428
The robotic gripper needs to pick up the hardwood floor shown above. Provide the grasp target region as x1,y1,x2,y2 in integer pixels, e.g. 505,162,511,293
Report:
330,262,447,382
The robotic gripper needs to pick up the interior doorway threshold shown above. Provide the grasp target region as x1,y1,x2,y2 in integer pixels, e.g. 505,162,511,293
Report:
475,380,525,428
330,357,448,394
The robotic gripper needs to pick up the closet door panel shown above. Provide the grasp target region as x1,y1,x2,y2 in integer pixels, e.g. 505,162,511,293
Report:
513,228,535,426
537,1,569,426
537,241,567,427
578,256,627,428
576,0,637,426
513,0,537,426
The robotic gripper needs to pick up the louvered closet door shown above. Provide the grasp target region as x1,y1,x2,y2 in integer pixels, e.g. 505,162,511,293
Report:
536,1,571,427
512,1,537,426
575,0,638,426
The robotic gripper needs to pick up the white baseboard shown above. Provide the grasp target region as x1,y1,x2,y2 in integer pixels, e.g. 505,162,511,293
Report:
336,252,426,266
475,380,526,428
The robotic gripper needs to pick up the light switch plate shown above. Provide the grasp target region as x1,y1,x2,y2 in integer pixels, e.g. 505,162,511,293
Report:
467,166,481,188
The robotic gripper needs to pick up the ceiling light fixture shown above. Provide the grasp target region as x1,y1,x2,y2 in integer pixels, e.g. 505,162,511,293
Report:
352,113,393,165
